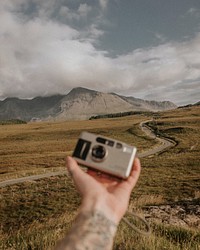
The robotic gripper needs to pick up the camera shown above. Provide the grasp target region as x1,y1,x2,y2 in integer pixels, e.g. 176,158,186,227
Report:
72,131,137,179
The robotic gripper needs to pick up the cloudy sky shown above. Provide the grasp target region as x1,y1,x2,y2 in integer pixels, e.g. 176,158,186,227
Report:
1,0,200,105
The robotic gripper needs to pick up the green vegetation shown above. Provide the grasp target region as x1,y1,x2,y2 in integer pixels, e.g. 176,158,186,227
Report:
0,119,27,125
0,106,200,249
89,110,156,120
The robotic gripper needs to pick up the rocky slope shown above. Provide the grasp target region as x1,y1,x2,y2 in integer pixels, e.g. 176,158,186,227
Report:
0,95,64,121
0,87,177,121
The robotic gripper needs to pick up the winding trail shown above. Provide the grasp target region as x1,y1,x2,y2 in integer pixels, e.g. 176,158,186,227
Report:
0,120,176,188
138,120,175,158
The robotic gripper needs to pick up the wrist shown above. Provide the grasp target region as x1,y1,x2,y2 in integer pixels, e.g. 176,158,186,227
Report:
80,196,122,225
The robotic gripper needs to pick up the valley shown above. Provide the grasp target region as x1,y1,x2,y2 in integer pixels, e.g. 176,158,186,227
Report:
0,105,200,249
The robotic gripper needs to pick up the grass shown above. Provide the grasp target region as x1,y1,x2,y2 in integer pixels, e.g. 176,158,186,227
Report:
114,222,200,250
0,115,155,181
0,106,200,249
138,106,200,201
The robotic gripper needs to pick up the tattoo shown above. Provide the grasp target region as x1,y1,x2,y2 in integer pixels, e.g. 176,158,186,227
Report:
55,210,117,250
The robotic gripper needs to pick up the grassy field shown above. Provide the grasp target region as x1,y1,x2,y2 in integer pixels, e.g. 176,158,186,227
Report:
0,115,155,181
0,106,200,249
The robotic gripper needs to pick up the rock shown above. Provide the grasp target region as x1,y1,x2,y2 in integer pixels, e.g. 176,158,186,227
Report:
143,199,200,229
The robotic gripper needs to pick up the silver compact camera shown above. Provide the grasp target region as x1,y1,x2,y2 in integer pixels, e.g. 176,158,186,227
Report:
72,131,137,179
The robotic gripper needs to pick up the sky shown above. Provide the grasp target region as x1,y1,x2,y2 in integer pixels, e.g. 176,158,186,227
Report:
0,0,200,105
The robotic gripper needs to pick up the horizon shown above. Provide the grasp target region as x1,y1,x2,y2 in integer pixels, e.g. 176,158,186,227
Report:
0,86,198,106
0,1,200,105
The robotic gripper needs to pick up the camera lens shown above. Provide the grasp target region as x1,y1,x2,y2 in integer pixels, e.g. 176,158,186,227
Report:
92,145,106,161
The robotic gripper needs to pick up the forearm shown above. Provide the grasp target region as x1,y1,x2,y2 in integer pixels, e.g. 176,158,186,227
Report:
55,209,117,250
57,155,140,250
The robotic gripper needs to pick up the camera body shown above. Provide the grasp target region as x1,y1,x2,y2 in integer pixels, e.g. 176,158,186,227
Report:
72,131,137,179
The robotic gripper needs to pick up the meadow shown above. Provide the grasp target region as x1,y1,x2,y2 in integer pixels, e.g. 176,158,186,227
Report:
0,106,200,249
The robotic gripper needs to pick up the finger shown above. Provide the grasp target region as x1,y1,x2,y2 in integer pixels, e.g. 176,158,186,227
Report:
66,156,94,193
87,169,119,180
126,157,141,189
87,169,118,185
87,168,122,183
116,158,141,190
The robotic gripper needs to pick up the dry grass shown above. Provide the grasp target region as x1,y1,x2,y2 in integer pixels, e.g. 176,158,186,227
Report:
138,106,200,201
0,106,200,249
0,115,155,181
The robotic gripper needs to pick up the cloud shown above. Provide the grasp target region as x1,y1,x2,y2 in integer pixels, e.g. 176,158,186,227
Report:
78,3,92,17
113,37,200,104
59,6,75,20
154,32,167,43
59,3,92,21
0,0,199,105
99,0,109,10
188,7,200,15
186,7,200,19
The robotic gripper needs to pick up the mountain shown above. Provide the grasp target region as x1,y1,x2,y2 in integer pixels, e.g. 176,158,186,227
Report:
112,93,177,111
194,101,200,106
178,101,200,109
0,95,64,121
0,87,177,121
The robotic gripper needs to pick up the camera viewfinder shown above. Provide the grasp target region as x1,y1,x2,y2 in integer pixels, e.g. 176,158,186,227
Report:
96,137,114,147
116,143,123,149
96,137,106,144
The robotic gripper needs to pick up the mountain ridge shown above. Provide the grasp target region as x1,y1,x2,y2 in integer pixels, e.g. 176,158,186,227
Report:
0,87,177,121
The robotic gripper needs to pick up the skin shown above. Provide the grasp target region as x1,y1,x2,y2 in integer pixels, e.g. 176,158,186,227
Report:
55,156,141,250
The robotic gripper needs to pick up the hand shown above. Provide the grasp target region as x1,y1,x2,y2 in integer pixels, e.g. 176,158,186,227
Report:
66,156,141,224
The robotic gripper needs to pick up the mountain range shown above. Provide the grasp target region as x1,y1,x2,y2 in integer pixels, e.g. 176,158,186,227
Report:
0,87,177,121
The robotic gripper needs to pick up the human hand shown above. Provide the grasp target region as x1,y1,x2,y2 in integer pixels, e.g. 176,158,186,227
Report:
66,156,141,224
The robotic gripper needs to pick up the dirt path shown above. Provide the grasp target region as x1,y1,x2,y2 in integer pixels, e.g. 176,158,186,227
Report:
0,171,67,187
0,120,176,188
138,120,175,158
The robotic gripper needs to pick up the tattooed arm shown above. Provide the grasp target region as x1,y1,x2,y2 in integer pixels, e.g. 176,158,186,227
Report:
55,156,141,250
56,210,117,250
